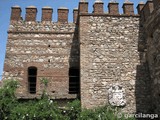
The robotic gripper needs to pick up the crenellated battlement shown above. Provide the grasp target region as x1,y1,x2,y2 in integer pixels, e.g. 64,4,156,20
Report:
140,0,160,23
10,1,159,24
140,0,154,23
3,0,160,115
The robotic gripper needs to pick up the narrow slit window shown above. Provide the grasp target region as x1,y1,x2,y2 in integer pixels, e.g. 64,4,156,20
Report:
28,67,37,94
69,68,80,94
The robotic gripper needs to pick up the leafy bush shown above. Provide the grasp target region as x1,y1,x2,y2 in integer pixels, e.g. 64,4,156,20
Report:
9,99,63,120
78,106,119,120
0,80,135,120
64,99,81,119
0,80,18,120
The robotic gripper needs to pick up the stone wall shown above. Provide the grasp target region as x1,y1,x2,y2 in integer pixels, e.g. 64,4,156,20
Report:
79,15,150,113
143,0,160,114
3,20,79,99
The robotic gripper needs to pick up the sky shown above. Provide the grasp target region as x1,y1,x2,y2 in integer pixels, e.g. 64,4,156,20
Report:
0,0,147,80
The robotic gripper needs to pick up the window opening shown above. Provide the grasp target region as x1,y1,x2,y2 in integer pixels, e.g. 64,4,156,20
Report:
28,67,37,94
69,68,80,94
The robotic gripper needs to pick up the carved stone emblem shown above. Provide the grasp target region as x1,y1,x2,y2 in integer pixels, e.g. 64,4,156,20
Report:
108,84,126,107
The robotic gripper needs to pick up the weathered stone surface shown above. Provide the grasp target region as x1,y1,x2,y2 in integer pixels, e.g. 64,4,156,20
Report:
3,20,79,99
141,2,160,115
9,21,75,32
79,15,149,113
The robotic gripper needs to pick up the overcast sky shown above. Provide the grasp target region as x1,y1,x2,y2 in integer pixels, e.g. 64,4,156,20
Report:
0,0,147,80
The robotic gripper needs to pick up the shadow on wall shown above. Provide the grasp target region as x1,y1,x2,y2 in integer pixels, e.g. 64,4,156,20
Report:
69,17,80,99
135,17,152,114
135,0,160,115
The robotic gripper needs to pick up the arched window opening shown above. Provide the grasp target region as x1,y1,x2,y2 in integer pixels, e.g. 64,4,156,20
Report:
28,67,37,94
69,68,80,94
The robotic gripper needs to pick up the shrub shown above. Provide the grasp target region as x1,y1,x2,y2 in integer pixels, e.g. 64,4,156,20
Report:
9,99,63,120
78,106,119,120
0,80,18,120
0,80,135,120
64,99,81,120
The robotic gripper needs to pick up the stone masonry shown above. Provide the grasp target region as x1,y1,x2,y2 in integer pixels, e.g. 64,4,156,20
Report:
2,0,160,115
80,15,141,113
3,6,79,99
142,0,160,115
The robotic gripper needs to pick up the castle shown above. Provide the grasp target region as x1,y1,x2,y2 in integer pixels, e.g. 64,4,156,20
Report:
2,0,160,115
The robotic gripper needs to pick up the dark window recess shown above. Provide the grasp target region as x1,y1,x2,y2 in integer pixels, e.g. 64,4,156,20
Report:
69,68,80,94
28,67,37,94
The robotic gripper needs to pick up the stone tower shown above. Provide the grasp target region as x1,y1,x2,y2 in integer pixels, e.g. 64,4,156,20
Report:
3,5,80,100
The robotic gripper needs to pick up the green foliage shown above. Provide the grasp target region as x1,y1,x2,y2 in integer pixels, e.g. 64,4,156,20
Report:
0,80,135,120
40,77,49,99
0,80,18,120
9,99,63,120
64,99,81,119
1,80,18,98
78,106,119,120
40,77,48,87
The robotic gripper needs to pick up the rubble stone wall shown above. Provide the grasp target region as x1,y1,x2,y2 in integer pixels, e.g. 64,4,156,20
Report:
144,5,160,115
3,21,79,99
79,15,150,113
